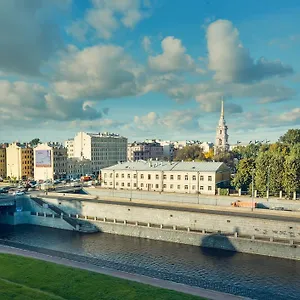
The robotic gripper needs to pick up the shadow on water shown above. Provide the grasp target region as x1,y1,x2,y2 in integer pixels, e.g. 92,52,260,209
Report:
200,233,237,258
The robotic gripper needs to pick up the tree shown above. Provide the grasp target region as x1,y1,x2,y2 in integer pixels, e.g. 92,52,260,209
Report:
174,145,206,161
279,129,300,145
232,158,255,191
213,151,236,172
30,138,41,146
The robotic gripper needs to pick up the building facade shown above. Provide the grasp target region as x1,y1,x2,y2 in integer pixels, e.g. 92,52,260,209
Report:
72,132,127,174
0,147,6,179
64,139,74,158
34,143,67,181
214,100,229,155
127,142,163,161
6,143,34,180
101,161,230,195
67,158,92,179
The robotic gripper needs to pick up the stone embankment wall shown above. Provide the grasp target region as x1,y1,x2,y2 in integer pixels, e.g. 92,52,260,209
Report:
43,196,300,240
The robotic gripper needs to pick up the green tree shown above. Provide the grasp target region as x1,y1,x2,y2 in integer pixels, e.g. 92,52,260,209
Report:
213,151,236,172
232,158,255,191
174,145,206,161
29,138,41,146
279,129,300,145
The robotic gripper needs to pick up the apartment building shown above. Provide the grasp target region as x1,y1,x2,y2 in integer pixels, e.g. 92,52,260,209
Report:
127,142,163,161
70,132,127,174
6,143,34,180
64,139,74,158
101,161,230,195
0,147,6,179
67,158,92,179
34,143,67,181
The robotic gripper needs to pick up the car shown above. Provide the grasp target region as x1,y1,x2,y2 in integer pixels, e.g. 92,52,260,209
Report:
13,191,25,196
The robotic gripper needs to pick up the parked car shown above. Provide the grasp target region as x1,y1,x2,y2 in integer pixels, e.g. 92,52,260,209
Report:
13,191,25,196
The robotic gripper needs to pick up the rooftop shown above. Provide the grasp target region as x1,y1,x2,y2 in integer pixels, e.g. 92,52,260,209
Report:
103,161,227,172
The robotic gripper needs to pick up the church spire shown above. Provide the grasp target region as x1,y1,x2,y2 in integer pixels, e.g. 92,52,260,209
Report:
221,97,224,119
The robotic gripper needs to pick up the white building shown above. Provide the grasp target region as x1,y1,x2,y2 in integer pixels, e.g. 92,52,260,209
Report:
71,132,127,174
34,143,67,181
67,158,92,179
200,142,214,153
101,161,230,195
64,139,74,158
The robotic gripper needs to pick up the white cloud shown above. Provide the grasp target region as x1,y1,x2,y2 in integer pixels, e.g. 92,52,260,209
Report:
0,80,102,128
54,45,140,100
279,108,300,122
148,36,195,72
207,19,293,83
0,1,69,76
142,36,152,53
69,0,150,40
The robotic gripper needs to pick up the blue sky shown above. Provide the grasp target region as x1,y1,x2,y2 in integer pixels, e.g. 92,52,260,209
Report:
0,0,299,144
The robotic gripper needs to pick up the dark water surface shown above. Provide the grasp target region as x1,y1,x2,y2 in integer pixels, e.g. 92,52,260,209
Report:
0,225,299,300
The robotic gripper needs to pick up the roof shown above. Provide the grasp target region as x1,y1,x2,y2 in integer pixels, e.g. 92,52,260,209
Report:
102,161,228,172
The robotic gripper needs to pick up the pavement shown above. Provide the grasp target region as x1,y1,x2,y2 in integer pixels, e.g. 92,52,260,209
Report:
0,245,247,300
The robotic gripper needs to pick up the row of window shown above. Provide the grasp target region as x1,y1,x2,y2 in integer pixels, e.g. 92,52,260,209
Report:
105,173,212,181
104,181,213,191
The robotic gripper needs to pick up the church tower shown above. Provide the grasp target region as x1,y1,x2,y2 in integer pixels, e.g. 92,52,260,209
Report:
214,98,229,155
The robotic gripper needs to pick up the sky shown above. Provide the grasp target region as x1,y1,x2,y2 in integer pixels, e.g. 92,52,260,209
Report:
0,0,299,144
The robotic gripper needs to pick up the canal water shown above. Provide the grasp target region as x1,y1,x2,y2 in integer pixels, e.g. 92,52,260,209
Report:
0,224,299,300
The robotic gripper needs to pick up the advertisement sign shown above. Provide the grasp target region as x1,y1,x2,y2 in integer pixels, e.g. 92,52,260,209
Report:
35,150,51,167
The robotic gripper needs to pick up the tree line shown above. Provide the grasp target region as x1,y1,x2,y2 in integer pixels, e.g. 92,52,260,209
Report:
174,129,300,197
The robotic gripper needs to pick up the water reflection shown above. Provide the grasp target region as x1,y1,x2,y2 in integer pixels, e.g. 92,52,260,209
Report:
0,225,299,300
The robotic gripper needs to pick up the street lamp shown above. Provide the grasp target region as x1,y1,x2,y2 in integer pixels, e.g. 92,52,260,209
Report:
251,169,255,212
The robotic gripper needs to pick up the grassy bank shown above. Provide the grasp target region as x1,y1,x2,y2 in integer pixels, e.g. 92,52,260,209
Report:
0,254,205,300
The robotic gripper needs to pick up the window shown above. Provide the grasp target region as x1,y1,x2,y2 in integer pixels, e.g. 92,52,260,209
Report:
177,175,181,180
141,183,144,187
170,184,173,189
163,184,167,188
121,182,124,187
192,175,196,180
155,184,159,188
110,173,113,178
163,174,167,179
104,173,107,178
141,174,144,179
185,175,188,180
177,185,180,189
133,173,137,178
184,185,188,190
133,183,137,187
170,175,174,180
110,182,112,186
156,174,159,179
127,174,130,178
127,183,130,187
200,175,204,181
104,182,107,185
208,176,212,181
148,174,151,180
208,186,212,191
192,185,196,190
200,186,204,190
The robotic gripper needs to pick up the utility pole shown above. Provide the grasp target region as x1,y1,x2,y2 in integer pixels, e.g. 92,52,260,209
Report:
266,165,270,201
251,169,255,212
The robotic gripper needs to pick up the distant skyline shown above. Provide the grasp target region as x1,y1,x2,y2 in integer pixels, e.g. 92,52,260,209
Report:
0,1,299,144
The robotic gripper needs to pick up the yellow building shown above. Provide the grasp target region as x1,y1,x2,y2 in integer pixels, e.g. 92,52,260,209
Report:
0,148,6,179
6,143,34,180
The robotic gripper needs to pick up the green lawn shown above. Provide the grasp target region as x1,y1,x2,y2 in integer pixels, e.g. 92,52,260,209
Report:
0,254,205,300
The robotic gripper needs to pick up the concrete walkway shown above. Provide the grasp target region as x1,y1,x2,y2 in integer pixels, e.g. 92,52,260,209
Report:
0,245,248,300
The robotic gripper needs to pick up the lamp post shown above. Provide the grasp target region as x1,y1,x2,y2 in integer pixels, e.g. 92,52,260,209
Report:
251,169,255,212
266,165,270,202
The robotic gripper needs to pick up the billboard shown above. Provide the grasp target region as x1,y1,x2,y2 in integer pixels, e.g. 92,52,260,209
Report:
35,150,51,167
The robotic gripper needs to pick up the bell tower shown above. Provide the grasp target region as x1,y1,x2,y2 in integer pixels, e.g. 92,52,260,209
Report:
214,98,229,155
